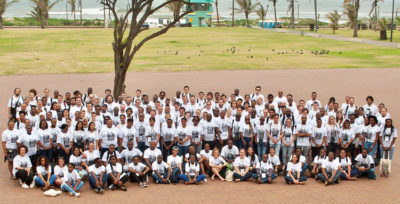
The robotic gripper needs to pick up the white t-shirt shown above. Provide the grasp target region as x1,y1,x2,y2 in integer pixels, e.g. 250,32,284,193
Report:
89,165,105,176
69,155,83,167
190,125,203,143
129,162,147,172
209,156,226,166
176,126,191,146
355,154,374,167
231,120,243,140
2,129,19,149
322,159,338,174
296,124,311,146
339,129,355,145
312,127,326,147
37,165,51,175
325,124,340,144
13,155,32,176
269,123,282,145
218,118,230,140
221,145,239,161
57,132,73,148
167,155,182,169
120,148,143,164
102,150,120,163
202,121,217,141
335,157,352,169
16,132,39,156
185,162,200,176
63,169,81,184
152,161,169,174
257,160,274,177
99,126,119,148
282,126,296,146
313,155,327,166
161,126,177,142
380,127,397,148
83,150,100,166
364,125,380,143
200,149,212,159
145,126,160,147
363,104,378,117
268,154,281,167
54,165,68,178
255,124,268,143
37,129,52,150
286,162,302,177
143,148,162,165
233,157,250,173
85,131,99,149
106,163,123,176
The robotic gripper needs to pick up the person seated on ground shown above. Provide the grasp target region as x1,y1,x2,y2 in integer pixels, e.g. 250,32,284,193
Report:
268,147,282,175
247,147,259,175
209,148,227,181
199,143,212,174
82,142,100,172
336,149,357,181
54,157,68,187
221,140,239,169
354,149,376,180
144,141,162,169
120,141,143,173
310,148,327,179
102,144,120,166
129,156,150,188
13,145,34,188
167,146,183,184
180,154,207,185
285,154,307,185
289,148,307,175
233,148,252,182
88,158,108,193
184,146,202,166
317,152,341,186
35,155,57,191
106,155,128,191
69,147,88,178
152,155,171,184
61,163,83,197
254,153,276,184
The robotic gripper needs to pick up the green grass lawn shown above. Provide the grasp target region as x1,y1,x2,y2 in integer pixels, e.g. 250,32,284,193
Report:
292,28,400,43
0,27,399,75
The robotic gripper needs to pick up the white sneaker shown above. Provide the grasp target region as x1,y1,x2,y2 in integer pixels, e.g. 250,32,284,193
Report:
19,179,23,185
75,193,80,197
30,181,36,188
204,178,207,183
22,184,29,189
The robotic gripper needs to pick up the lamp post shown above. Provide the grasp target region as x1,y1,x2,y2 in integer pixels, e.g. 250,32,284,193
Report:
314,0,318,32
390,0,395,42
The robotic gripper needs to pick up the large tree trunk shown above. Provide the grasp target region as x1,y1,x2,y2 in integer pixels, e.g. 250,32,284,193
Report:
274,4,277,28
246,13,249,27
40,17,45,29
353,0,360,37
113,66,127,99
215,0,220,26
0,16,3,30
291,0,295,29
231,0,234,27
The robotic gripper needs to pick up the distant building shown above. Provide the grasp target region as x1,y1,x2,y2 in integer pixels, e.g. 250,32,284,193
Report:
185,0,213,27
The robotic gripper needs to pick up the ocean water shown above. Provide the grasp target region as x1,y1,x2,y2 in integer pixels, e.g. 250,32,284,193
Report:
3,0,399,22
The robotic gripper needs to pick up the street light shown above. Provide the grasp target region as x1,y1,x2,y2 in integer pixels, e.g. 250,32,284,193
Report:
314,0,318,33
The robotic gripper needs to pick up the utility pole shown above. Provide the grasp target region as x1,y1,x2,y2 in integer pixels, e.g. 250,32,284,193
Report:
232,0,235,27
390,0,394,42
314,0,318,32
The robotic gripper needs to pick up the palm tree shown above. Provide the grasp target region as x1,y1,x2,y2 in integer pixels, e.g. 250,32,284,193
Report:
0,0,19,29
269,0,277,28
369,0,383,30
166,0,183,26
326,10,341,34
287,0,294,29
235,0,260,27
215,0,220,26
343,2,356,29
344,0,360,37
68,0,76,24
30,0,60,29
256,4,268,27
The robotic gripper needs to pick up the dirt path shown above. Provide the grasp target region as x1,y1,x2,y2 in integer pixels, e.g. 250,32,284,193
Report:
0,69,399,203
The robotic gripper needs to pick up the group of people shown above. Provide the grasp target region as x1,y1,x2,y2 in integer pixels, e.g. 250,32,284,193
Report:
2,86,396,196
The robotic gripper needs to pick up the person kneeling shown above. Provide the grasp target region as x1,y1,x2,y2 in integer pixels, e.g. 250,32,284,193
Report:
152,155,171,184
285,154,307,185
254,153,276,184
129,156,150,188
317,152,341,185
88,158,108,193
61,163,84,197
180,154,206,185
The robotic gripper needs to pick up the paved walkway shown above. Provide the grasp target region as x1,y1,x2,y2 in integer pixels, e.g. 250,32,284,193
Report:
262,28,400,48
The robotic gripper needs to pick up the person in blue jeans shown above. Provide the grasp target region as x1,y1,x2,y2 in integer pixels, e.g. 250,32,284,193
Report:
180,154,207,184
61,163,84,197
152,155,172,184
254,153,277,184
353,149,376,180
35,155,57,190
88,158,109,193
167,146,183,183
233,149,253,182
285,154,307,185
317,152,341,185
